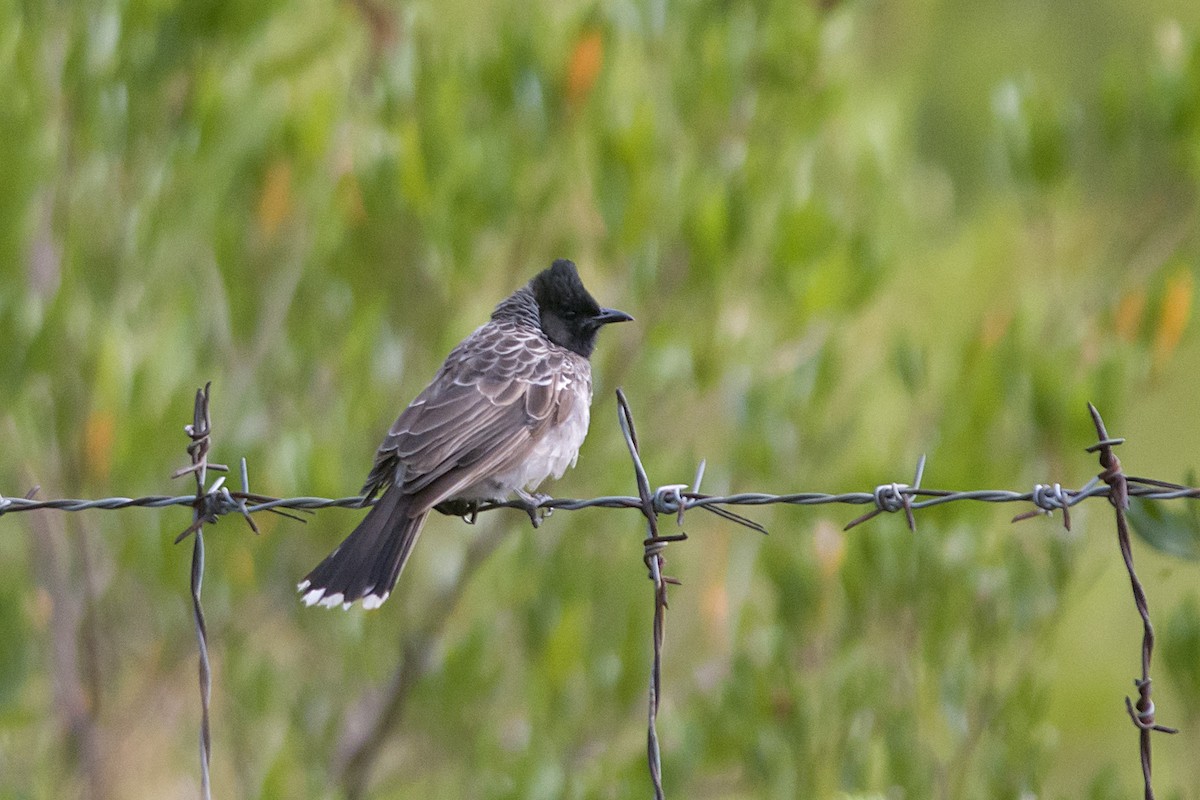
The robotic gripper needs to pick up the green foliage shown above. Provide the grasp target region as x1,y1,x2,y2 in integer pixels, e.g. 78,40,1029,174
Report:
1165,594,1200,722
1129,495,1200,561
2,0,1200,798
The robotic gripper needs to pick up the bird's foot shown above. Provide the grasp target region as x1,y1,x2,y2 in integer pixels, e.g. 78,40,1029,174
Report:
435,498,481,524
513,489,553,529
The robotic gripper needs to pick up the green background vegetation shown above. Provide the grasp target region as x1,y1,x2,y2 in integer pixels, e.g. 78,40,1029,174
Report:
3,0,1200,797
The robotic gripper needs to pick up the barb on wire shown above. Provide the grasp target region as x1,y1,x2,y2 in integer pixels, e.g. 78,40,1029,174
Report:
1011,480,1084,530
1086,403,1178,800
844,454,926,532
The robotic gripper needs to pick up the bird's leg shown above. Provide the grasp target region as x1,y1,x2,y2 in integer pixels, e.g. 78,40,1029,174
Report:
434,498,481,524
513,489,553,529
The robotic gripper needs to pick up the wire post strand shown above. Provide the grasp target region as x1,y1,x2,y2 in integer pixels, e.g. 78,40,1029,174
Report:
178,383,216,800
616,389,671,800
1087,403,1178,800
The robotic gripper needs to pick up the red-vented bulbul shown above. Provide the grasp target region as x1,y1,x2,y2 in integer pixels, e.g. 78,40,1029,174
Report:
299,259,632,609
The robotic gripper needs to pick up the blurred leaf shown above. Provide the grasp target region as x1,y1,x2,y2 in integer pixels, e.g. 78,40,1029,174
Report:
1086,765,1128,800
83,408,115,485
1112,287,1147,342
1127,496,1200,561
256,158,293,239
1164,594,1200,720
565,28,603,108
1153,265,1193,368
0,586,29,711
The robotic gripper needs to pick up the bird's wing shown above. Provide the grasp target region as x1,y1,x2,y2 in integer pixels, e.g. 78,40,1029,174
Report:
360,322,584,512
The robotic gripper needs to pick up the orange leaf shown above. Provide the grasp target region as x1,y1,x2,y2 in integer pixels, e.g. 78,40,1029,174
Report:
1154,268,1192,367
84,409,116,484
1113,287,1146,342
566,29,604,107
257,159,293,238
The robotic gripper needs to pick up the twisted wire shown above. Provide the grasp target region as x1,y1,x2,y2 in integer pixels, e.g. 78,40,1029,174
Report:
1,477,1193,524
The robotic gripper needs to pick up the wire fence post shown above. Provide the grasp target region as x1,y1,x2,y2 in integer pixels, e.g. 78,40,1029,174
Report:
172,383,229,800
615,389,682,800
1086,404,1178,800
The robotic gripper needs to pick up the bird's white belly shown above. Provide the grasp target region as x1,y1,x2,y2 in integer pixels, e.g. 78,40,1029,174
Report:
461,400,590,500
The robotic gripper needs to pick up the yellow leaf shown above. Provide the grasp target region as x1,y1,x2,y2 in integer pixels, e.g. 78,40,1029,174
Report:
1154,268,1192,367
812,519,845,578
1113,287,1146,342
257,159,293,238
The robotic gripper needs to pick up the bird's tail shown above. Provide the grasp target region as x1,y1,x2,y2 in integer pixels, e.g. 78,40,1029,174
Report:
298,487,428,610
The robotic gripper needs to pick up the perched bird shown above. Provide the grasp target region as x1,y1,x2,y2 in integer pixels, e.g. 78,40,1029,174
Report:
299,259,632,609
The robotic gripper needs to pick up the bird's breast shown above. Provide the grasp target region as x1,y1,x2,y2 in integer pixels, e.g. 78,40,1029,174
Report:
460,362,592,499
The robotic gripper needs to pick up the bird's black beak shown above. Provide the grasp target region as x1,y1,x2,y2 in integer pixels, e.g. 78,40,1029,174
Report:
594,307,634,325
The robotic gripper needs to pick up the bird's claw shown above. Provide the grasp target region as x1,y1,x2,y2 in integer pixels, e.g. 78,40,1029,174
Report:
514,490,552,528
434,498,481,524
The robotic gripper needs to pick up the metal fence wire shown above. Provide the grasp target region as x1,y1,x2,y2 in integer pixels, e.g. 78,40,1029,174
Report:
0,384,1190,800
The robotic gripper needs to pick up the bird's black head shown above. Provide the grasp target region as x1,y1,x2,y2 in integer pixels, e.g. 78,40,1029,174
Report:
530,259,632,358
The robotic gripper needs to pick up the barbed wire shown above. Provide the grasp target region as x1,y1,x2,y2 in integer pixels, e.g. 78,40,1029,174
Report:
0,385,1189,799
7,466,1200,520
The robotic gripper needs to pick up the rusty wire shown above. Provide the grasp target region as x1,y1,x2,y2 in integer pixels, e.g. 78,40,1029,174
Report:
615,388,686,800
0,386,1192,799
1086,403,1179,800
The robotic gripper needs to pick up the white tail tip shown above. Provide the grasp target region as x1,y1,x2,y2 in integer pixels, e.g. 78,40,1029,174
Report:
362,593,389,610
